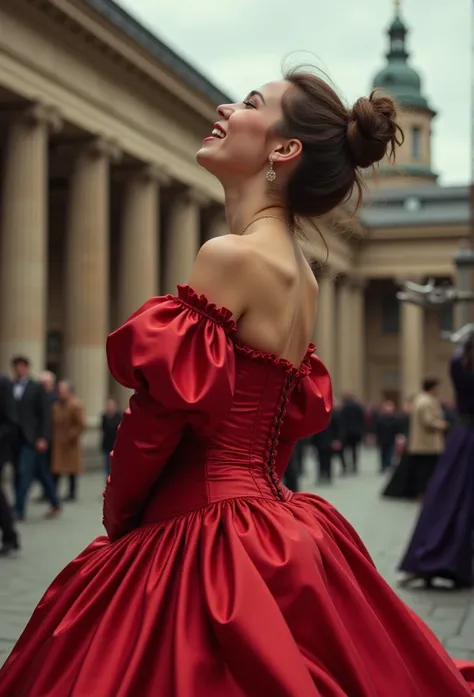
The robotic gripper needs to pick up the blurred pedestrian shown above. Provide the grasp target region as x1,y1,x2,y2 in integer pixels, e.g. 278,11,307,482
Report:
100,397,122,478
0,372,19,556
11,356,60,520
374,400,397,473
382,397,417,500
399,337,474,589
406,378,448,499
311,406,345,483
284,439,304,492
34,371,58,503
331,398,346,475
51,381,85,502
340,392,365,473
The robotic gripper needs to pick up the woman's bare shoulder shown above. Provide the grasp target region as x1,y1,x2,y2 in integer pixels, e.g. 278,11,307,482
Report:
187,236,256,320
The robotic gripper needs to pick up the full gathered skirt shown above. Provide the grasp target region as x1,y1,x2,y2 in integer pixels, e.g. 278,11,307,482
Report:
399,425,474,587
1,493,473,697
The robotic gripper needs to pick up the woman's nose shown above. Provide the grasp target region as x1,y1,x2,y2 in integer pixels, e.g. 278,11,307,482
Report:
217,103,234,119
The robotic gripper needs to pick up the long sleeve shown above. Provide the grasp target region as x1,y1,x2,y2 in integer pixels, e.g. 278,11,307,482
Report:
103,285,236,541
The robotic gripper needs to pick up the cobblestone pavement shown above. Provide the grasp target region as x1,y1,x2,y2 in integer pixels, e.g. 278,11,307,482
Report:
1,447,473,668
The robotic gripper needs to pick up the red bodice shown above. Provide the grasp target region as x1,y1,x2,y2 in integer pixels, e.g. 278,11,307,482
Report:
104,285,332,539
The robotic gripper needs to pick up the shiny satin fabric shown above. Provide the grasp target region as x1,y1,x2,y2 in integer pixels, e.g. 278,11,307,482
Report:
1,285,473,696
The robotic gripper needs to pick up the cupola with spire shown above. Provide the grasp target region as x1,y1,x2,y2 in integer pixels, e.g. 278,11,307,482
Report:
370,0,437,185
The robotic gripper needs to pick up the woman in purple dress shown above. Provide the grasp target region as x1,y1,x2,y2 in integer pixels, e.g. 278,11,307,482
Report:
399,334,474,588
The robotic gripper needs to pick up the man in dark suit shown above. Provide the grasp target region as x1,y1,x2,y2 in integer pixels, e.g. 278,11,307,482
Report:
340,393,365,474
373,400,398,473
311,402,345,483
11,356,61,520
0,372,20,555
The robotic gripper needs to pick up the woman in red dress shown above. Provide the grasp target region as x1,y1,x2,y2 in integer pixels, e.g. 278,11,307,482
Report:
1,70,473,697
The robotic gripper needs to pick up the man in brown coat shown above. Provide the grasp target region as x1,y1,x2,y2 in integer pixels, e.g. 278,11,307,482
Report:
51,381,85,502
408,378,448,498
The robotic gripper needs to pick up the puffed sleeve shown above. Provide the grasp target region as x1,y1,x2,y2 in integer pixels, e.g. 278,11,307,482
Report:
276,351,333,472
103,285,236,541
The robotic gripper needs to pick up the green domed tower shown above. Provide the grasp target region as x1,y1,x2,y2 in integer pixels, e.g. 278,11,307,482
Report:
371,1,437,185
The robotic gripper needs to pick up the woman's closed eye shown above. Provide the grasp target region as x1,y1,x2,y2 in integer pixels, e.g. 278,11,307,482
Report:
243,100,257,109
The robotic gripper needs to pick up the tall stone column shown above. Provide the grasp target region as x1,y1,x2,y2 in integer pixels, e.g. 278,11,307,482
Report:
314,273,336,383
115,164,163,409
336,278,354,396
401,295,424,400
117,164,165,323
205,207,227,241
350,277,367,401
0,103,61,373
64,137,120,426
163,189,203,294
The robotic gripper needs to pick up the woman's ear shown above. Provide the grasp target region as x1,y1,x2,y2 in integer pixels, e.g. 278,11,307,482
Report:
271,139,302,165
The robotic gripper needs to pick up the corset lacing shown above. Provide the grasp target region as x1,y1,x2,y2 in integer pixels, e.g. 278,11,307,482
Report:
264,373,295,500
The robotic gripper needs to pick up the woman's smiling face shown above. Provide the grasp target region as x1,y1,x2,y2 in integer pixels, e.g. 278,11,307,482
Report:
196,80,293,182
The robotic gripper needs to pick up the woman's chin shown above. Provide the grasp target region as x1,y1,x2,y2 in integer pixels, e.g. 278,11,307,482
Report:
196,148,220,174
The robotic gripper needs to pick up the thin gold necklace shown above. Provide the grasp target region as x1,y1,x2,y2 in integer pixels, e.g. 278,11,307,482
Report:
240,215,293,236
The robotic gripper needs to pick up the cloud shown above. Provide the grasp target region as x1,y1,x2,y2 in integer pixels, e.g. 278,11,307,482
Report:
116,0,470,185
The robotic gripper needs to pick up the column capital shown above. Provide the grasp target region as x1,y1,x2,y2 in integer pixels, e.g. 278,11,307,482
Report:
188,187,212,206
90,135,121,162
57,135,122,163
204,205,227,240
207,200,225,214
316,270,336,286
114,162,170,185
146,163,172,185
1,101,63,133
348,274,368,290
171,185,210,207
337,274,353,289
30,103,63,133
207,203,226,222
133,162,170,185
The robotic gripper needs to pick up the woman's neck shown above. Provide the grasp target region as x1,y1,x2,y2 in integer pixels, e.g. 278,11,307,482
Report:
223,179,288,236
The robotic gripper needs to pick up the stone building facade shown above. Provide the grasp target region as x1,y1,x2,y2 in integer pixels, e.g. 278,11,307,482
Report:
0,0,469,428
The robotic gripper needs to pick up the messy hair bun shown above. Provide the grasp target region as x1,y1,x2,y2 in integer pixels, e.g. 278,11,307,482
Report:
275,68,404,221
347,92,400,169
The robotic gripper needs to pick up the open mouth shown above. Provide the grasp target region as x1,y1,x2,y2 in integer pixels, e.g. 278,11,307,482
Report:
209,123,226,139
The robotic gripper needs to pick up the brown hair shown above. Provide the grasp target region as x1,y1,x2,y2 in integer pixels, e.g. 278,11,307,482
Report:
274,68,404,222
422,378,439,392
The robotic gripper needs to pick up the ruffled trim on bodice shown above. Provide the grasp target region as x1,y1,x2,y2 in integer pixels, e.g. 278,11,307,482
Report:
172,285,237,335
233,341,315,380
174,284,315,380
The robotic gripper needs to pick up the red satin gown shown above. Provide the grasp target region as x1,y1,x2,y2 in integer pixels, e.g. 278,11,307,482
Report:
1,285,473,697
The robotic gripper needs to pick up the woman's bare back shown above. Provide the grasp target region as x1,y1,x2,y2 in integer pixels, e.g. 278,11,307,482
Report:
188,222,318,368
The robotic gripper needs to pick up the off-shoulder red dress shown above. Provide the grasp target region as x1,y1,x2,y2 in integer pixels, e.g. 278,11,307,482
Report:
1,286,473,696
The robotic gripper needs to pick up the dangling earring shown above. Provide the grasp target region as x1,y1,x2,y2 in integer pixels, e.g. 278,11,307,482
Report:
266,157,276,182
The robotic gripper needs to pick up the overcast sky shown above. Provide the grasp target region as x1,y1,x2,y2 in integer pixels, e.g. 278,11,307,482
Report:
117,0,470,186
